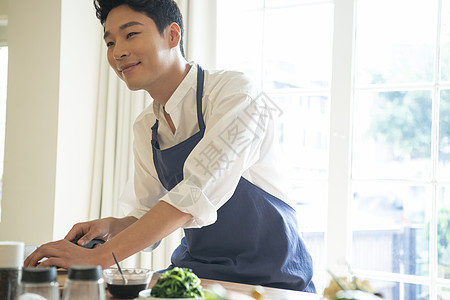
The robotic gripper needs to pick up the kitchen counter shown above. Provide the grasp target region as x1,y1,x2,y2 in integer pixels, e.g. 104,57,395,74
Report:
58,271,321,299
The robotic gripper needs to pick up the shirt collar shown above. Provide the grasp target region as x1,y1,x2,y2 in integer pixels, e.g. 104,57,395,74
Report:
152,62,197,122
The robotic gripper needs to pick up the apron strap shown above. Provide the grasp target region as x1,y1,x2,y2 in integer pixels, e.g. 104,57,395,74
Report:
196,65,206,131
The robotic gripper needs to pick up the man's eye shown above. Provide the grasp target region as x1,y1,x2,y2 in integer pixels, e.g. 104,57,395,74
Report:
126,32,139,39
106,41,114,47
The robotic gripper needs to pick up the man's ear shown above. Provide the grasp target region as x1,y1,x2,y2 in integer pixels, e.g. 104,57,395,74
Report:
167,22,182,49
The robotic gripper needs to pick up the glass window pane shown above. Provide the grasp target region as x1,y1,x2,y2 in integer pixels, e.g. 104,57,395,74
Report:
272,93,329,180
437,186,450,279
216,7,264,85
355,0,437,85
302,231,325,263
352,183,430,276
263,3,333,90
295,182,327,224
404,283,430,299
352,90,432,179
438,285,450,299
440,0,450,81
369,280,430,300
439,90,450,179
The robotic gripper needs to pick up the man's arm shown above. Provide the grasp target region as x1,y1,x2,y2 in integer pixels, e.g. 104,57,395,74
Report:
96,200,192,267
23,201,191,269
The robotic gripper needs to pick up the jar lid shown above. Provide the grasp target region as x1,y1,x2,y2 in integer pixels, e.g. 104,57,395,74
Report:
68,265,102,281
22,267,57,283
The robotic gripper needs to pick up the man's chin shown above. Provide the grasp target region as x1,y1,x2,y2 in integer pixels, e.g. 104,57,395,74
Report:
124,82,143,91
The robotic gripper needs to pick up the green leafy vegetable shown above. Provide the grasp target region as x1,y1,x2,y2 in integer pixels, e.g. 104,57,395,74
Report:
150,267,205,298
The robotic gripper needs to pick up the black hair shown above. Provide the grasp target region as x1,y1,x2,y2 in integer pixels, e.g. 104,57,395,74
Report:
94,0,185,57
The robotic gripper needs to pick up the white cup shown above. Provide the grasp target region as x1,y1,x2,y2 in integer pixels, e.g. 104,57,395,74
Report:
0,241,25,300
0,241,24,268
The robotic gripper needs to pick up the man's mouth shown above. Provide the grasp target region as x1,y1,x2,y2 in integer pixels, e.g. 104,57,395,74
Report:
119,62,141,74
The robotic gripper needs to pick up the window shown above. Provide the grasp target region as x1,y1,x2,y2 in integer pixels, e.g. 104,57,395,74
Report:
352,0,450,298
217,0,450,298
0,46,7,213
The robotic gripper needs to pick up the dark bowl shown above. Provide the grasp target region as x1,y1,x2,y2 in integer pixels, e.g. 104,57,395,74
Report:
103,268,153,299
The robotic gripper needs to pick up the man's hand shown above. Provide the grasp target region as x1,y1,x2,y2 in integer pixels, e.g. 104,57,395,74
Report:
64,218,112,247
23,216,138,269
23,203,187,270
64,216,137,247
23,239,104,269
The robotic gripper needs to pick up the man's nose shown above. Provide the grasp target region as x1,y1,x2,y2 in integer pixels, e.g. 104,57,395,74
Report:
113,42,129,59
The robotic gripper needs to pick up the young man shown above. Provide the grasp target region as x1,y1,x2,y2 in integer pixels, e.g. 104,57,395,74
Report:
25,0,315,292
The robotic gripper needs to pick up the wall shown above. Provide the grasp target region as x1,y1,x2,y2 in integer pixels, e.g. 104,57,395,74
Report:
0,0,6,46
53,0,102,240
0,0,102,244
0,0,6,15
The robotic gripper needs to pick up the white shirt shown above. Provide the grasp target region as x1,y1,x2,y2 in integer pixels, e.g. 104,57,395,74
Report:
127,62,294,228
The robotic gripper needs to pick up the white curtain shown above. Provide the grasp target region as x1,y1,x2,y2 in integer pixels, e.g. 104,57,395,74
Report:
178,0,217,69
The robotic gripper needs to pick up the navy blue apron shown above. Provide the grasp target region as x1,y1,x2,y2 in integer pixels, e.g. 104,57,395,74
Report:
151,65,315,292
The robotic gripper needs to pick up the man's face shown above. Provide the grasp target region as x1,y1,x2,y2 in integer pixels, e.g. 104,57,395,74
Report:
103,5,170,91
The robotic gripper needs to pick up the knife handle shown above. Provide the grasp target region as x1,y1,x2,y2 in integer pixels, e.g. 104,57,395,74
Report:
71,238,105,249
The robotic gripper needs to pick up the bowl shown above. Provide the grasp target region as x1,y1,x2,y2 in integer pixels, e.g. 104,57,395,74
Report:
103,268,153,299
138,289,201,299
